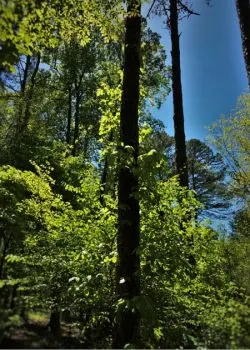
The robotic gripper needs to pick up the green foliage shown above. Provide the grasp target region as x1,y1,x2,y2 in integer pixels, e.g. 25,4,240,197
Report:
0,0,124,70
0,163,117,343
0,160,250,348
209,93,250,203
0,3,249,348
186,138,230,218
232,207,250,238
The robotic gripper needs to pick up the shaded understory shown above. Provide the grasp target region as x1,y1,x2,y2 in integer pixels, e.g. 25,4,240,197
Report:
1,314,88,349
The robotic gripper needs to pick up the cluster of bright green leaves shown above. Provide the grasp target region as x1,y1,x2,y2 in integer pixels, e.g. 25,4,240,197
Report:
98,70,122,150
0,159,250,348
96,23,171,195
0,163,118,344
1,2,250,347
209,93,250,201
0,164,58,332
0,0,124,71
138,176,250,348
138,116,174,185
140,24,171,109
209,93,250,238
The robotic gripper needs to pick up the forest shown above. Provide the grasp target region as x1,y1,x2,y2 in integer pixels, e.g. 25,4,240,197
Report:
0,0,250,348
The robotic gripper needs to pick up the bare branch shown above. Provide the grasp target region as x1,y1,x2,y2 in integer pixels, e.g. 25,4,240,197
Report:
179,1,200,16
146,0,157,18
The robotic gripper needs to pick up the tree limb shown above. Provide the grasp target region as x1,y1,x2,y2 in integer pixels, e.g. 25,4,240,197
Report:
179,1,200,16
146,0,157,17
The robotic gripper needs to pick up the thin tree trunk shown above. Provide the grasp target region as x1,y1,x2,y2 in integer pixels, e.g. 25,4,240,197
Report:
170,2,196,270
100,132,113,206
236,0,250,87
9,284,18,309
20,55,31,94
113,0,141,348
66,86,72,144
100,156,109,206
17,55,31,130
72,90,81,156
0,235,10,279
22,54,41,131
49,306,61,337
190,159,198,222
82,134,89,159
170,0,189,188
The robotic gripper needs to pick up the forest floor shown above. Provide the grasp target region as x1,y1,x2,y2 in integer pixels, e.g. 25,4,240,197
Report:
0,313,86,349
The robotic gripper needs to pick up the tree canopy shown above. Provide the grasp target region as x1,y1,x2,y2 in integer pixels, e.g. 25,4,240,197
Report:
0,1,249,349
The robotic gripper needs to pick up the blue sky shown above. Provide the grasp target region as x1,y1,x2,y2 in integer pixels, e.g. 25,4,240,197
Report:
144,0,248,141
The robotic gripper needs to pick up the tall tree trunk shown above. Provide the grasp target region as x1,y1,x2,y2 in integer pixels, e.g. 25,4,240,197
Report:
66,85,72,144
17,55,31,130
72,90,81,156
170,1,196,269
22,54,41,131
113,1,141,348
170,0,189,188
236,0,250,87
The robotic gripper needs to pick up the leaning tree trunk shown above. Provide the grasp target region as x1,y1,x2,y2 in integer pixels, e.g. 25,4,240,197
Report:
170,0,189,188
236,0,250,88
112,0,141,348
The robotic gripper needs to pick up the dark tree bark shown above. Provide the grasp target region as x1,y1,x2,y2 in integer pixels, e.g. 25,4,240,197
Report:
9,284,18,309
100,156,109,206
20,55,31,94
17,55,31,130
170,0,189,188
66,85,72,144
22,54,41,131
112,0,141,348
49,306,61,337
236,0,250,87
100,132,113,206
0,235,10,279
